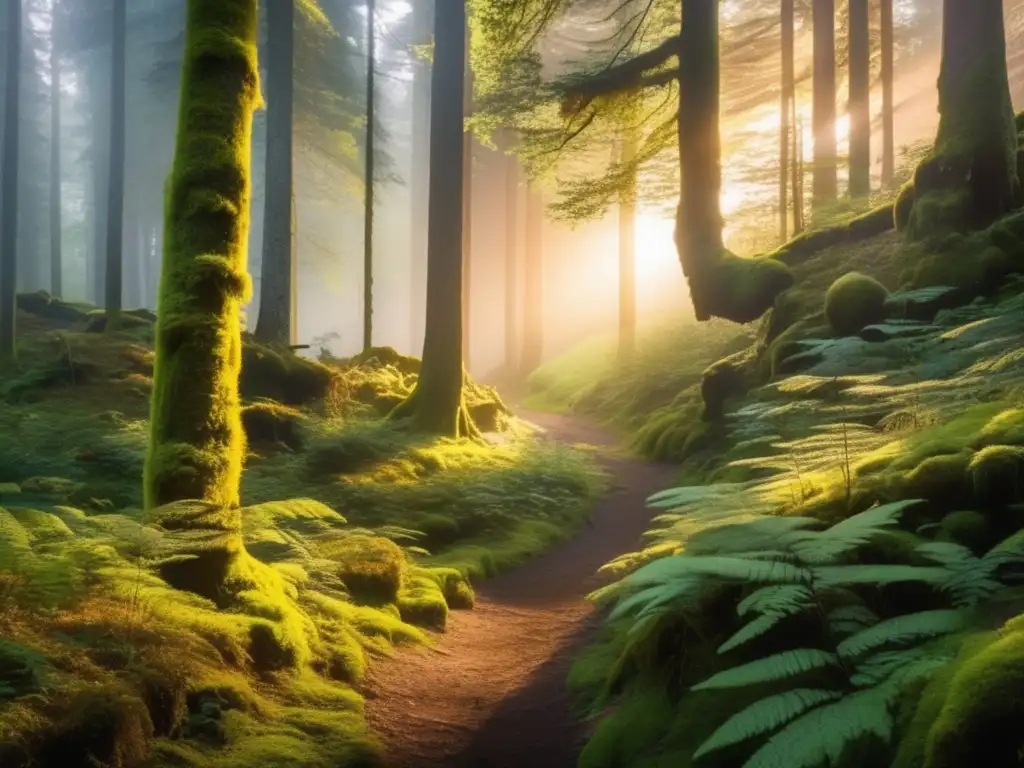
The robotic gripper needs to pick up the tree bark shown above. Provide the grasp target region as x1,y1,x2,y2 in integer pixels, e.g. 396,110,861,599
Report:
104,0,126,329
503,131,518,377
49,7,62,298
389,0,473,437
461,13,473,373
1,0,21,360
618,134,637,360
812,0,837,206
520,182,544,376
848,0,870,197
408,0,431,355
254,0,294,346
362,0,375,352
880,0,895,187
780,0,794,242
906,0,1017,238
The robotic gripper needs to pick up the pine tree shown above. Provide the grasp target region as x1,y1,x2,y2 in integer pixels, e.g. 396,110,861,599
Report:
880,0,895,187
362,0,375,353
0,0,22,360
49,0,62,298
104,0,126,329
812,0,838,206
848,0,870,197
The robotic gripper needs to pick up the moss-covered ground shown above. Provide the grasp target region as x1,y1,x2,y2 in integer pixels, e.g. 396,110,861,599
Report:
530,206,1024,766
0,301,602,767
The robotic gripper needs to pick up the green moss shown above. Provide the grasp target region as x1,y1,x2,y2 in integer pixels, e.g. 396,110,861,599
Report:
904,451,973,505
395,572,449,629
824,271,889,336
976,407,1024,447
968,445,1024,507
241,400,305,451
240,341,335,406
144,0,261,514
700,252,795,325
939,510,991,551
328,535,405,604
0,639,51,699
921,630,1024,768
895,181,915,232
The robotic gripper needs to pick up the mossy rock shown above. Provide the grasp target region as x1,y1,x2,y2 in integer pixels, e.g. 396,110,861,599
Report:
15,290,93,324
701,352,752,422
895,181,915,232
19,476,82,497
241,400,305,451
904,452,974,507
84,310,155,333
347,345,420,375
921,630,1024,768
968,445,1024,507
824,272,889,336
331,535,405,604
33,687,154,768
241,340,335,406
939,510,991,551
701,253,794,324
0,639,50,699
248,621,298,672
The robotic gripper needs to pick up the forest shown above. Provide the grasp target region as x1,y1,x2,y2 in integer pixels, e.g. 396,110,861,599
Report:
2,0,1024,766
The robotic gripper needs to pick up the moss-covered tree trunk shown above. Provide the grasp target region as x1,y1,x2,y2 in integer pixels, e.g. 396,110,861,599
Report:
0,0,21,361
675,0,792,325
104,0,126,329
780,0,794,242
848,0,870,197
520,181,544,376
49,9,62,299
390,0,475,437
902,0,1017,238
503,130,518,377
812,0,837,206
144,0,259,512
254,0,293,346
408,0,431,355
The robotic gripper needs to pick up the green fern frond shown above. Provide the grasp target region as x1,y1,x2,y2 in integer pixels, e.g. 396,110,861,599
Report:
814,564,949,588
692,649,840,691
738,585,814,617
792,500,923,565
610,578,702,622
694,688,843,760
849,647,936,687
718,612,792,654
628,555,811,589
836,609,966,659
826,603,879,637
741,684,898,768
685,517,818,556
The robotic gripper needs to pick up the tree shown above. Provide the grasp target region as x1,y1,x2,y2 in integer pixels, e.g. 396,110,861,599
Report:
780,0,794,241
104,0,126,328
520,180,543,376
408,0,431,355
812,0,837,206
503,129,518,377
362,0,375,353
618,132,636,360
880,0,894,187
462,14,474,371
390,0,474,437
49,0,62,298
901,0,1017,239
847,0,869,197
1,0,21,360
254,0,294,346
144,0,260,548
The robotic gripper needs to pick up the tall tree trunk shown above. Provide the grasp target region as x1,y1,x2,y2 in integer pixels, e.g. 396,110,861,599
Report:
90,49,109,306
905,0,1017,239
675,0,792,324
792,105,805,233
880,0,895,187
144,0,260,598
461,14,473,373
389,0,473,437
520,182,543,376
105,0,126,328
618,134,637,360
408,0,431,355
254,0,294,346
848,0,870,197
49,8,62,298
1,0,21,360
503,131,518,377
362,0,375,353
812,0,838,206
780,0,794,242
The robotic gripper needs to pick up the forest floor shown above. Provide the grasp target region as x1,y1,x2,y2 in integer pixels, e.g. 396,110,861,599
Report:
363,411,677,768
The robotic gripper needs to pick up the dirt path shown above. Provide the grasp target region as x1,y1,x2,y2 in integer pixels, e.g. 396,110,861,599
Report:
363,412,678,768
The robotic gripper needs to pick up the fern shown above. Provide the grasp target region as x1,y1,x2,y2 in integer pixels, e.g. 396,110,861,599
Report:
835,609,967,659
692,688,843,759
691,649,841,690
790,499,923,564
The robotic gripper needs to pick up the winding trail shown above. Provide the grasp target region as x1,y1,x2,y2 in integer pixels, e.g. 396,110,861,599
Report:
363,412,678,768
